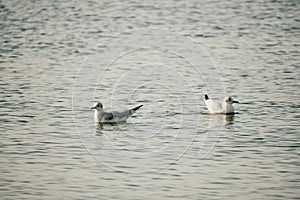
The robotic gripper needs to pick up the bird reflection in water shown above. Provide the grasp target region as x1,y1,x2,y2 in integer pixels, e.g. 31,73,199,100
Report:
93,121,127,136
94,122,104,135
206,114,235,126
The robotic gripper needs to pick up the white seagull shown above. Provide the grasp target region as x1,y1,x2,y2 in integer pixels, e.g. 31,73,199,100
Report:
91,102,143,123
204,94,239,114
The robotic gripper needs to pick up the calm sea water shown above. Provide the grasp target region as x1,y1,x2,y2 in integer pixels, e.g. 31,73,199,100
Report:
1,0,299,199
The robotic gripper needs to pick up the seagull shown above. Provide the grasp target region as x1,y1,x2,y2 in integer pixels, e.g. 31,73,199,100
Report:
204,94,239,114
91,102,143,123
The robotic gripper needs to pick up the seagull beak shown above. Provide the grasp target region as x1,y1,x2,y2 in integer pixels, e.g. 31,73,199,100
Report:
91,107,95,110
233,100,239,104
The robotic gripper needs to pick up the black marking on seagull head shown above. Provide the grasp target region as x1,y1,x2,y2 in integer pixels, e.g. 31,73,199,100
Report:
225,97,239,104
225,97,232,103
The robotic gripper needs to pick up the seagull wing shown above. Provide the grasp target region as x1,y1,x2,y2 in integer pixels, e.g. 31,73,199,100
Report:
102,112,114,121
111,110,131,122
205,99,223,114
102,105,143,122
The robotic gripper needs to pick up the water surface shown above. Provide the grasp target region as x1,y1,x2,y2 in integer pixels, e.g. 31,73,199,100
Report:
1,0,299,199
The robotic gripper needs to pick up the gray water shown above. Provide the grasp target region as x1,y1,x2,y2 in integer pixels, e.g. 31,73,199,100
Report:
1,0,299,199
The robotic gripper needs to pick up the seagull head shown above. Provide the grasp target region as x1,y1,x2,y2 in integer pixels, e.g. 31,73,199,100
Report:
91,102,103,110
224,97,239,104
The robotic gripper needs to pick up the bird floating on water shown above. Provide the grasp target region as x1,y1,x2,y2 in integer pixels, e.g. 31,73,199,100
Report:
204,94,239,114
91,102,143,123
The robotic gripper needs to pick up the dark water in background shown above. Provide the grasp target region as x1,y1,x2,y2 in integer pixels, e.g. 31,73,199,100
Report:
1,0,299,199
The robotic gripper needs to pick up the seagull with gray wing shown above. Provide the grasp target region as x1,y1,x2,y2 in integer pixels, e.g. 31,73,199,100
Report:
91,102,143,123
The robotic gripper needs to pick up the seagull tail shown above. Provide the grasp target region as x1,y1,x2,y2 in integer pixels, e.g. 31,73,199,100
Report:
204,94,209,100
131,104,143,112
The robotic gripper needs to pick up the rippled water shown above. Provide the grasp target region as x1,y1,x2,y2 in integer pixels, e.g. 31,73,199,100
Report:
1,0,299,199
